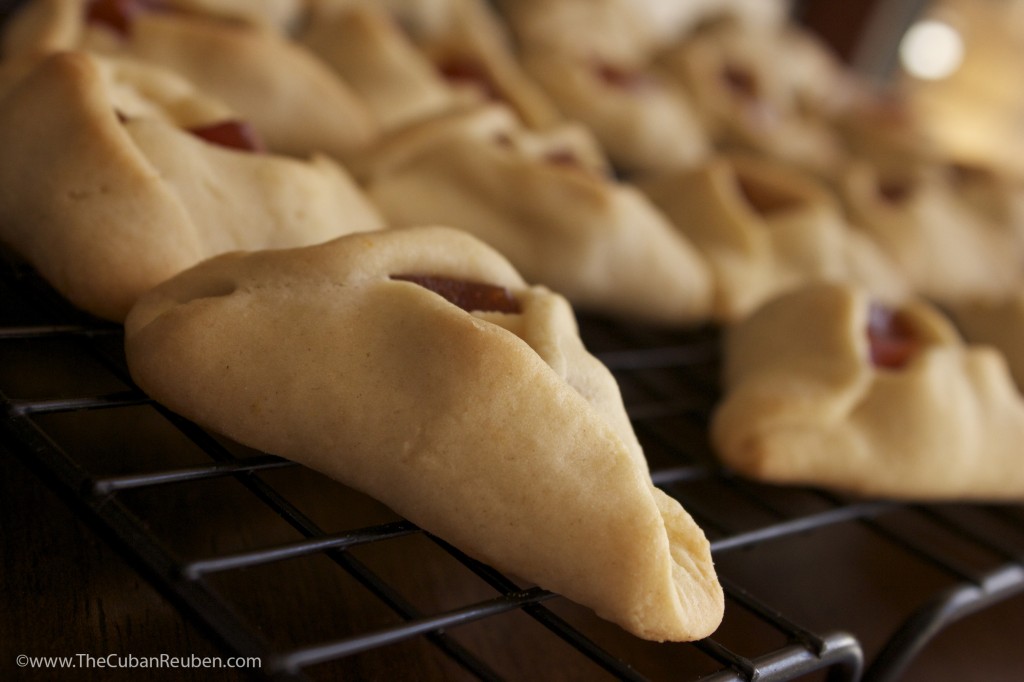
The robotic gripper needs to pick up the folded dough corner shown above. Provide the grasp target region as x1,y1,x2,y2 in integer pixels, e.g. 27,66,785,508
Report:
124,226,724,642
712,282,1024,500
0,50,384,321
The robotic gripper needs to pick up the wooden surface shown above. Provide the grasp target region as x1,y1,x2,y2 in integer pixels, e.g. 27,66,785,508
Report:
1,446,248,682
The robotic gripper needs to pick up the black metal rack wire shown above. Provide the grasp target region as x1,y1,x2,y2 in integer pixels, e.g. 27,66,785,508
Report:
2,251,1023,682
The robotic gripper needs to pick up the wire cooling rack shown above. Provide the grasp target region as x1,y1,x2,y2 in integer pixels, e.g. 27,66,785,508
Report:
2,250,1023,682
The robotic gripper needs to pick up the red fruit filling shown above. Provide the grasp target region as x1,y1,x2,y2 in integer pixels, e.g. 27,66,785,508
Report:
187,120,265,153
437,58,500,101
86,0,165,37
391,275,521,314
594,62,656,92
867,302,920,369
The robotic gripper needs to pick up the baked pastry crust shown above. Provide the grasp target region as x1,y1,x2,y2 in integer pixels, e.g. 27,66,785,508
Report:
496,0,787,62
950,290,1024,393
945,159,1024,264
299,2,478,132
641,154,908,322
161,0,304,30
309,0,560,130
496,0,663,64
632,0,788,46
2,0,377,160
520,48,709,177
0,51,384,321
657,22,845,176
124,225,725,642
712,282,1024,500
359,104,714,326
493,0,708,175
840,161,1022,304
401,0,562,130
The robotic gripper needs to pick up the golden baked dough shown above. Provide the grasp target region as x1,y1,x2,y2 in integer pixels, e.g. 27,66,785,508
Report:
2,0,377,160
520,48,709,176
0,47,233,125
950,290,1024,392
839,160,1022,304
299,2,478,132
493,0,709,175
657,22,844,176
945,160,1024,262
124,225,725,642
641,155,908,322
496,0,663,64
0,51,384,321
831,89,933,178
712,282,1024,500
631,0,788,45
496,0,787,62
161,0,304,30
318,0,560,130
359,104,714,326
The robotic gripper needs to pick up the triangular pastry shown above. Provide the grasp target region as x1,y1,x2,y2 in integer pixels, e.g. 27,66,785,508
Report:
309,0,560,131
641,154,908,322
0,51,384,321
124,225,725,642
400,0,563,130
831,87,932,179
2,0,377,160
712,282,1024,500
358,104,714,327
299,2,481,132
519,47,710,177
657,22,845,176
492,0,707,175
839,160,1022,304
